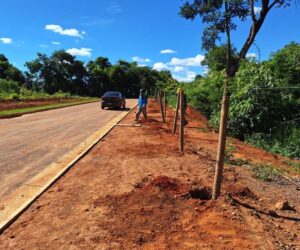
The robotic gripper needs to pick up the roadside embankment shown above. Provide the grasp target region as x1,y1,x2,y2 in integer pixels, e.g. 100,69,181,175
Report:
0,99,299,249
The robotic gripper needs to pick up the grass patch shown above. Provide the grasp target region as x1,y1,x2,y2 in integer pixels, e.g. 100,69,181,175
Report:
283,160,300,174
0,99,98,118
251,164,281,182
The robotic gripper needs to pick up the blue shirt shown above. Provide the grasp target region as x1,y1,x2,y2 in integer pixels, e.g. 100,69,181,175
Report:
138,95,147,108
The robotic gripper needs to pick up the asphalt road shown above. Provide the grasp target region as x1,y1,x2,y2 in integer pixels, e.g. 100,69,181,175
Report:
0,100,136,199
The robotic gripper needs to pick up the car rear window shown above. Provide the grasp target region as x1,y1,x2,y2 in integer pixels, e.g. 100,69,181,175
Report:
102,92,122,98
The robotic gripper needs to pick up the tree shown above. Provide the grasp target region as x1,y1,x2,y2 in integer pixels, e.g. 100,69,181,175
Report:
228,62,295,139
180,0,292,199
87,57,111,96
195,74,203,80
202,44,238,72
269,42,300,100
25,50,88,95
184,71,224,118
0,54,25,84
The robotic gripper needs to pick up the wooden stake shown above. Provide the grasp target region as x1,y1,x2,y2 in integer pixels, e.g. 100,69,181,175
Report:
179,90,184,152
173,93,180,133
158,91,165,123
212,95,230,200
164,91,167,118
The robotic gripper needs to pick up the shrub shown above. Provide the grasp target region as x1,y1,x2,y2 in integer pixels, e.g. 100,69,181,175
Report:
252,164,281,182
0,79,20,95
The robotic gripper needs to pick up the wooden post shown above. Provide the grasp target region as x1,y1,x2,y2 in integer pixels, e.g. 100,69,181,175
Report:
158,91,165,123
212,95,230,200
173,93,180,133
164,91,167,119
179,90,184,152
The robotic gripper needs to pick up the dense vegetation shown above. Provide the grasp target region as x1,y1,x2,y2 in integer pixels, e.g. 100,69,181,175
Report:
0,50,174,100
181,42,300,159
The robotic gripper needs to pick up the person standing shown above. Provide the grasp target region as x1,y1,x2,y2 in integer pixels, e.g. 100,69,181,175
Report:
135,89,148,121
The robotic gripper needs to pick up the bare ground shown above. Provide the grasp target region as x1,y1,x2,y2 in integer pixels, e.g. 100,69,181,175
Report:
0,99,299,249
0,98,86,111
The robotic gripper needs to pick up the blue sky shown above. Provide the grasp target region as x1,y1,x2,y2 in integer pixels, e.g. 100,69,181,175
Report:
0,0,299,82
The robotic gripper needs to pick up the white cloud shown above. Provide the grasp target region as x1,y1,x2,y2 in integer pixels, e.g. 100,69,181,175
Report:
173,70,197,82
246,53,257,58
153,54,205,82
254,6,262,15
153,62,170,71
132,56,151,63
169,54,205,67
45,24,84,38
52,41,61,45
39,44,48,48
0,38,12,44
173,66,186,73
160,49,177,54
66,48,92,57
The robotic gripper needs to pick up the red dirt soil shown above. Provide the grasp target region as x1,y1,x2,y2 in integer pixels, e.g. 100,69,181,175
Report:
0,99,299,249
0,98,84,111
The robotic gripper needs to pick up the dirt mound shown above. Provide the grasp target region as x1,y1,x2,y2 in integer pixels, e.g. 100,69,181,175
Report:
91,176,260,249
148,176,189,194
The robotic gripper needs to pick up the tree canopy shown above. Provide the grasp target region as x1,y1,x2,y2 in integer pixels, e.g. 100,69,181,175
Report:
201,44,238,72
24,50,175,97
180,0,292,77
0,54,25,84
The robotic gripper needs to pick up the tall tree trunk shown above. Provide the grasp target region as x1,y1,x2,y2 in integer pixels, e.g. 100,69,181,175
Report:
212,93,230,199
212,0,231,199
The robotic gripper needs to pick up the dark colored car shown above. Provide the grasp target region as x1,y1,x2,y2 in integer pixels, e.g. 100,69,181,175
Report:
101,91,126,110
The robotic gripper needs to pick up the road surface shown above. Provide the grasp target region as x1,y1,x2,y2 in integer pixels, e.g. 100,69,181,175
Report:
0,100,136,199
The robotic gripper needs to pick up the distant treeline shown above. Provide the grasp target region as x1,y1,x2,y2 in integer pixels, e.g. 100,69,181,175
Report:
0,50,177,98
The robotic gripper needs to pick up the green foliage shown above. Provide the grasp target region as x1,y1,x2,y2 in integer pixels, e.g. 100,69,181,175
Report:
0,54,25,84
1,51,175,102
269,41,300,101
283,160,300,174
0,78,77,101
183,71,224,118
25,51,172,98
179,1,249,51
251,164,281,182
246,126,300,159
165,94,178,108
0,79,20,95
270,42,300,87
25,50,88,95
228,62,296,139
202,44,238,72
182,43,300,159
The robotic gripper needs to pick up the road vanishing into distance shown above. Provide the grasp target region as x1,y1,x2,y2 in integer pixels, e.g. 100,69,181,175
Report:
0,100,136,199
